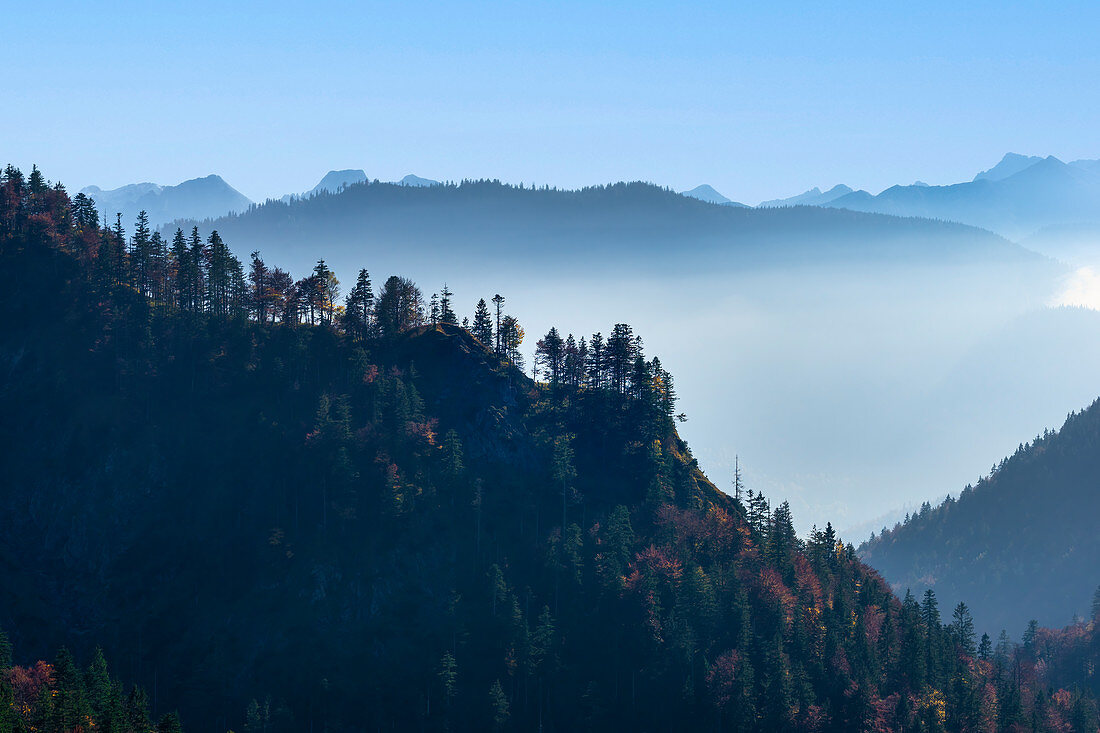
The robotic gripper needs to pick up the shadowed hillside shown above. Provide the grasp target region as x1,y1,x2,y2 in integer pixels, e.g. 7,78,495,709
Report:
859,399,1100,634
164,179,1034,281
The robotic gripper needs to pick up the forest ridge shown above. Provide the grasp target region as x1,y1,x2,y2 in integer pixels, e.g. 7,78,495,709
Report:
2,164,1100,731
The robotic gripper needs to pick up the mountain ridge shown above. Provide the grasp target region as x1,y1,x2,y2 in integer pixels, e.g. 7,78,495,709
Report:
858,395,1100,633
80,174,252,229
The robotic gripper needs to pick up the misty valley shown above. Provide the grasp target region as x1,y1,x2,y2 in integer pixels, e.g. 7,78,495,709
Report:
2,155,1100,732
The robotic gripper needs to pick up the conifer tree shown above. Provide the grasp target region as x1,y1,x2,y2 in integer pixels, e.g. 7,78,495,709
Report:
343,269,374,341
312,258,340,324
375,275,423,336
491,293,505,354
978,633,992,660
188,227,205,312
535,327,565,387
499,315,524,367
472,298,493,345
249,251,271,323
489,679,510,731
951,602,976,656
439,283,457,324
131,210,153,296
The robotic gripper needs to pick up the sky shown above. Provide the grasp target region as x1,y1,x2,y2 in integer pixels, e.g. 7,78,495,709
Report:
5,1,1100,203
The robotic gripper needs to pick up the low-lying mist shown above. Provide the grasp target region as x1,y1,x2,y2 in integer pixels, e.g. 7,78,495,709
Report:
243,247,1098,538
175,181,1100,538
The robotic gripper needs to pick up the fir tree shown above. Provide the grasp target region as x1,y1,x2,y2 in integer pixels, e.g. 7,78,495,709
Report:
472,298,493,346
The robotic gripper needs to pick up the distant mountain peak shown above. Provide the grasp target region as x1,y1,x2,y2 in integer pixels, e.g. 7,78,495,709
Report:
77,175,251,227
310,169,368,196
397,174,439,187
680,184,732,205
973,153,1045,182
758,184,853,208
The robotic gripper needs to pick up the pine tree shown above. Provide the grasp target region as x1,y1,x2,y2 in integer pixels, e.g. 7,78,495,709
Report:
248,251,270,323
51,647,88,731
1022,619,1039,649
438,652,457,711
312,258,340,324
978,633,992,660
472,298,493,345
499,315,524,367
157,710,183,733
127,686,153,732
489,679,510,731
731,458,744,503
376,275,423,336
951,602,976,656
491,294,505,354
553,435,576,531
535,327,565,387
131,210,153,296
188,227,205,312
85,646,121,730
343,269,374,341
439,283,457,324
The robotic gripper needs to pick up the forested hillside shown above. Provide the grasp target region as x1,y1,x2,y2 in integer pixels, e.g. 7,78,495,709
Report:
0,631,181,733
3,164,1099,731
165,177,1034,281
859,399,1100,633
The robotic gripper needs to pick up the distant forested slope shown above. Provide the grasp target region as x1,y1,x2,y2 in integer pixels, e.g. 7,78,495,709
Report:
859,400,1100,633
165,179,1035,280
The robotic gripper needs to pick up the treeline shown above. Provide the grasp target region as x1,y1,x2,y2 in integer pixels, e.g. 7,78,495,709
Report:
0,628,181,733
6,164,682,413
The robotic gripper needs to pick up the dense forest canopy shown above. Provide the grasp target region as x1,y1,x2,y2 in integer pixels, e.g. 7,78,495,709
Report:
859,399,1100,634
2,164,1100,732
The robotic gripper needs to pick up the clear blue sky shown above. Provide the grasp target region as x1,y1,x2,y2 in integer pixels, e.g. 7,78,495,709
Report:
5,1,1099,203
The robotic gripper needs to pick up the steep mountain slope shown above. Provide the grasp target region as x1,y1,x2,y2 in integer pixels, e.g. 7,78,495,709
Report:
81,175,252,228
859,398,1100,634
10,165,1098,731
165,179,1032,282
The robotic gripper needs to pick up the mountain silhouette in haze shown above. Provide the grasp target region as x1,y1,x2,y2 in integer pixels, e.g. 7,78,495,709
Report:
758,184,854,208
81,175,252,229
680,183,747,207
165,179,1033,284
973,152,1045,182
397,173,439,187
309,168,368,195
822,155,1100,239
